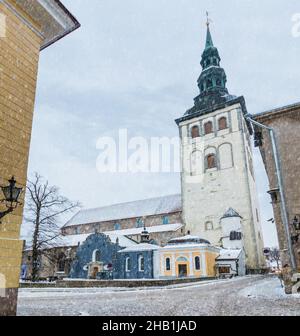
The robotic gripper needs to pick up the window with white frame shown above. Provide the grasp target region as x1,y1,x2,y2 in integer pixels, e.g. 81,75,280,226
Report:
138,255,144,272
165,257,171,271
125,257,131,272
195,256,201,271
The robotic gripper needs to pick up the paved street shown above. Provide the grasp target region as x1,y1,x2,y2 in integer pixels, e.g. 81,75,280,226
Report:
17,275,299,316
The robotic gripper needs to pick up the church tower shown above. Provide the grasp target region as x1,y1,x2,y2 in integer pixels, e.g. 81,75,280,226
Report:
175,21,265,271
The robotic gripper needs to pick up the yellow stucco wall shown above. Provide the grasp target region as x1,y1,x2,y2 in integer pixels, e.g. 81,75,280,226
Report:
0,1,42,289
160,248,218,278
206,252,219,277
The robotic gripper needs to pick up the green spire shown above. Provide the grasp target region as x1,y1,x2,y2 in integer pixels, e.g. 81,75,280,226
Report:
205,25,214,49
195,17,230,111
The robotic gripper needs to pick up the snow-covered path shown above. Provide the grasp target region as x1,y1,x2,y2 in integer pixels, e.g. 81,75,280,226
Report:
17,276,299,316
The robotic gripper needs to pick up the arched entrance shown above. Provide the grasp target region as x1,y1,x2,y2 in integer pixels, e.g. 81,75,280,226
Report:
176,256,189,278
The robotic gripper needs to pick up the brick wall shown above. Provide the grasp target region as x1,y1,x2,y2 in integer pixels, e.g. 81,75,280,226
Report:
256,108,300,274
62,211,183,236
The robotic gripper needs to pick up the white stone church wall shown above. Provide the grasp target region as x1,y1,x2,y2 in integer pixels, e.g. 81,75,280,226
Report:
179,103,263,269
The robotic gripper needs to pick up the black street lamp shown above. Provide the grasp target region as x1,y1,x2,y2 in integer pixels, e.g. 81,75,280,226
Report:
291,216,300,245
292,216,300,231
0,176,23,222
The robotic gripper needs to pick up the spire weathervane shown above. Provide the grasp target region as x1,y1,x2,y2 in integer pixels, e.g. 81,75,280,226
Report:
206,11,212,27
206,11,210,27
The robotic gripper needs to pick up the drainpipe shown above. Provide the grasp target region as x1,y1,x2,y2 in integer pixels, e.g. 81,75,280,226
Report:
245,115,296,271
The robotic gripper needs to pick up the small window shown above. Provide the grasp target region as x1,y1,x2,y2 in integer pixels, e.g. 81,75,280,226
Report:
206,154,217,169
205,221,213,231
230,231,242,241
191,125,200,139
125,257,131,272
207,79,213,88
138,255,144,272
218,117,228,130
216,78,222,86
165,258,171,271
136,218,143,228
114,223,121,230
92,250,101,262
162,216,169,225
204,121,213,135
195,256,201,271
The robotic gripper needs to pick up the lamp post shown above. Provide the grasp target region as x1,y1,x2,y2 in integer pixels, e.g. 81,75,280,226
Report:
0,176,23,222
291,216,300,245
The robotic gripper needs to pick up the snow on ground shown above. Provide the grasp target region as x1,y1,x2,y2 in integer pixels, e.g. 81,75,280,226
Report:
17,276,300,316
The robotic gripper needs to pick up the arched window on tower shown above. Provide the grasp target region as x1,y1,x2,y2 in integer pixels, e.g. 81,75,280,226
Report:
207,79,213,88
206,154,217,170
204,121,213,135
216,78,222,86
191,125,200,139
218,117,228,130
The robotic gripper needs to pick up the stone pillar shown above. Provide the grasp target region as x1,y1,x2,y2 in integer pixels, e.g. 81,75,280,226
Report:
201,253,207,276
189,252,194,276
171,255,176,277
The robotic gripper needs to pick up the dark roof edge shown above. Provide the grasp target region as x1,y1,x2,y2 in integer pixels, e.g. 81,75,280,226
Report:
175,96,253,135
40,0,81,51
253,101,300,120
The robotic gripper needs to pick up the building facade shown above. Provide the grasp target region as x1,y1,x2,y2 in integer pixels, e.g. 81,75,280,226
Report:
175,24,265,271
254,102,300,292
154,235,219,279
0,0,79,315
62,194,184,247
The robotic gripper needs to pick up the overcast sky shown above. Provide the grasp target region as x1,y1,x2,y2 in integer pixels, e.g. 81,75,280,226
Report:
22,0,300,247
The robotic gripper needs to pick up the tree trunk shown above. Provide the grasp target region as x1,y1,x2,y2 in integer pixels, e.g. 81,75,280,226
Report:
31,208,40,282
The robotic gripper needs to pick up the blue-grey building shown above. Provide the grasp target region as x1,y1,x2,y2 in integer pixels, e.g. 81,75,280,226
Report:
115,243,159,280
69,233,137,279
114,227,159,279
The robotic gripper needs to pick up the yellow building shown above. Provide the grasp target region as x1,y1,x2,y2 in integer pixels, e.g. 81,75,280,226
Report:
155,235,220,279
0,0,79,316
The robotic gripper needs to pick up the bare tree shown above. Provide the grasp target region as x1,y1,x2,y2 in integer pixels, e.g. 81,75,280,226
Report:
24,173,80,281
270,247,281,270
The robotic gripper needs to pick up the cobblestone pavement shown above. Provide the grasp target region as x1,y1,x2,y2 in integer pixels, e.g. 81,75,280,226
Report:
17,275,300,316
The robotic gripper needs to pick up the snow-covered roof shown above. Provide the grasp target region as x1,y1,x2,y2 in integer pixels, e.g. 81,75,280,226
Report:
118,243,160,253
216,249,242,260
162,244,216,250
64,194,182,228
25,233,137,251
167,235,210,245
221,208,242,219
104,223,183,237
